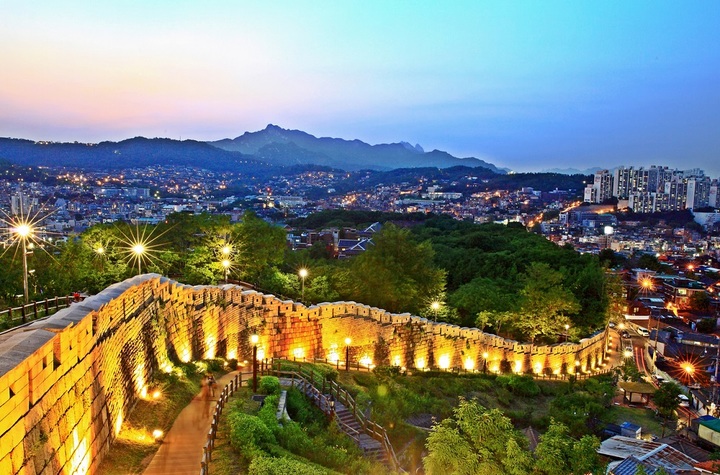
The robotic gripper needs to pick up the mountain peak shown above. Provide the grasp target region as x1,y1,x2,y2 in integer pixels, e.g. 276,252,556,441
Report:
210,126,503,173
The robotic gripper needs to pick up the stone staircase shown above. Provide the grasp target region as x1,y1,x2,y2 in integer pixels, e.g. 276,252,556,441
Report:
333,401,387,463
278,374,395,468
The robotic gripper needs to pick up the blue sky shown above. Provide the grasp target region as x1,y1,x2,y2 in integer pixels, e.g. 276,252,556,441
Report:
1,1,719,176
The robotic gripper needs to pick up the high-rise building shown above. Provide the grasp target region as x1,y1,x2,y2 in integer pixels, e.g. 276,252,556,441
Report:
612,166,664,199
11,192,37,215
584,169,614,203
709,180,719,208
628,192,658,213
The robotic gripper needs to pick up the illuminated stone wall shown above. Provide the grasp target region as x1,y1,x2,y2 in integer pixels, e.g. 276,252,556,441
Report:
0,274,608,474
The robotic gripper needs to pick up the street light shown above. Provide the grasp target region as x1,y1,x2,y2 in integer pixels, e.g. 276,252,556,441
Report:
222,259,231,283
299,268,308,302
12,221,33,304
564,324,570,342
345,337,351,371
251,334,259,393
431,301,440,322
132,243,145,275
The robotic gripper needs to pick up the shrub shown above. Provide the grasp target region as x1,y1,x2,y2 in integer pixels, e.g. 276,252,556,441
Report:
286,388,325,430
323,367,339,382
500,359,512,373
373,365,401,377
228,412,275,452
276,421,313,456
248,455,329,475
506,374,540,397
259,376,281,395
258,394,280,431
496,387,512,407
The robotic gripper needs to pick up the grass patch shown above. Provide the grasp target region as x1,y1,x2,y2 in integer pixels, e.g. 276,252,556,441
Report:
607,405,674,438
97,359,226,475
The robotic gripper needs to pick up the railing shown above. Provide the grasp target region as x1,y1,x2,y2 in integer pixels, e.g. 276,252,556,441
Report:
0,295,75,330
264,360,403,473
200,373,243,475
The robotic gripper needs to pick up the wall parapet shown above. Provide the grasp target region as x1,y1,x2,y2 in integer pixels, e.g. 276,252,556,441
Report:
0,274,608,474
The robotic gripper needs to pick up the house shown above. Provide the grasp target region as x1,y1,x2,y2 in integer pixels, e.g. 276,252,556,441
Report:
599,436,699,474
697,417,720,448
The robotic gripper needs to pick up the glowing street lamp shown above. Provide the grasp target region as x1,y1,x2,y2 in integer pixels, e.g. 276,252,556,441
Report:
12,221,33,304
132,243,145,275
251,334,259,393
431,301,440,322
564,324,570,342
299,268,308,302
222,259,231,283
682,362,695,376
345,337,352,371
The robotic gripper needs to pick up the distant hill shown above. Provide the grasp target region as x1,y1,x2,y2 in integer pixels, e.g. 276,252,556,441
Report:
210,124,505,173
0,126,505,175
542,167,602,175
0,137,271,175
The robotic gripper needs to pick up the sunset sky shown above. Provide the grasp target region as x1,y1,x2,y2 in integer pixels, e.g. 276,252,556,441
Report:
1,1,719,175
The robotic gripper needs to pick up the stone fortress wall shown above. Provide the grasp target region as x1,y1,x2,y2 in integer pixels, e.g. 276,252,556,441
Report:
0,274,608,474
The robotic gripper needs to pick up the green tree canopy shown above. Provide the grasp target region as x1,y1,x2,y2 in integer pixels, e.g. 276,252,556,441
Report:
514,263,580,343
344,224,446,314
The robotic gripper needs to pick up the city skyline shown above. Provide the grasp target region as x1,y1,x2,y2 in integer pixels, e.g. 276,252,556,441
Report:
2,1,719,176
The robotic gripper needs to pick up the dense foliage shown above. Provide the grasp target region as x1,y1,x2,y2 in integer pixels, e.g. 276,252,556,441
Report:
3,210,610,342
224,386,390,474
423,398,603,475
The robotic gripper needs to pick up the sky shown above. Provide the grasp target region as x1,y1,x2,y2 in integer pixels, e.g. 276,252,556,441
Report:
1,1,719,176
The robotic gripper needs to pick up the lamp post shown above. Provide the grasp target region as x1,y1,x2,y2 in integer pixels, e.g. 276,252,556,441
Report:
431,301,440,322
13,222,32,304
564,324,570,342
251,334,259,393
482,352,489,373
682,362,695,384
95,246,105,272
345,337,351,371
222,259,231,283
299,268,308,302
132,243,145,275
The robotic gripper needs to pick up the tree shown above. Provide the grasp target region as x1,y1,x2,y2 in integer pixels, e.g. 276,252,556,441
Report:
690,292,712,313
514,263,580,343
654,382,682,437
534,419,602,474
345,224,445,314
424,398,532,475
636,254,663,272
233,212,287,285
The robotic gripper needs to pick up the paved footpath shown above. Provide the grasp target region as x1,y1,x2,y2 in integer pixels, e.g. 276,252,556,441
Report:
142,370,243,475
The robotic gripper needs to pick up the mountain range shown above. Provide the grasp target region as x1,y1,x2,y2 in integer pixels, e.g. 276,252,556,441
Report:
211,124,505,172
0,125,505,174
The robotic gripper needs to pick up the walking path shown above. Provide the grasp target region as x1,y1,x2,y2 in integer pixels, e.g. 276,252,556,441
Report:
142,370,242,475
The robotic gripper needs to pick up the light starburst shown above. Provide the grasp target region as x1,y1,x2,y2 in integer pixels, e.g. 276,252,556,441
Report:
116,224,168,275
1,197,60,302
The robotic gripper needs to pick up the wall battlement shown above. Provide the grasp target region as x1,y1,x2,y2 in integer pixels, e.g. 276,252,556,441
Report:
0,275,608,474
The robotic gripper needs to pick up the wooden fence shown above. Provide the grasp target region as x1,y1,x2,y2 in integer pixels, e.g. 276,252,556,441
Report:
0,295,75,330
200,373,243,475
